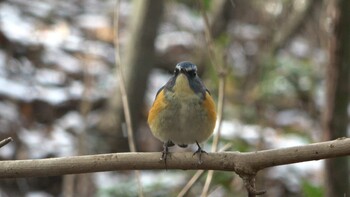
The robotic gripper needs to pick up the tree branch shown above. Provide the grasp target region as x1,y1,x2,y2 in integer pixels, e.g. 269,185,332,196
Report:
0,138,349,179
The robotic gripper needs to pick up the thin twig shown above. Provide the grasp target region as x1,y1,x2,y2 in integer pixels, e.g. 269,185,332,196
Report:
198,0,227,154
197,1,227,196
199,0,218,68
114,0,136,153
0,137,12,149
114,1,143,196
0,138,350,178
201,77,226,196
62,175,75,197
177,143,232,197
202,83,225,195
76,53,95,197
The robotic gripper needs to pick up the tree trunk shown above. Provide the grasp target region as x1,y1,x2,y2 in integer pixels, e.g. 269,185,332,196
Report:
324,0,350,196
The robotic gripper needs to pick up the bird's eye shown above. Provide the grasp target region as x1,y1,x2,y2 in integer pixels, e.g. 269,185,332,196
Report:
174,68,180,75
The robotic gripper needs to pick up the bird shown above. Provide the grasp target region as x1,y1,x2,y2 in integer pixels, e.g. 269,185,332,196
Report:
148,61,216,165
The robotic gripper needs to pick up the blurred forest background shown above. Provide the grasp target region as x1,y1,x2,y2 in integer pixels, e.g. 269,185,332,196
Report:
0,0,349,196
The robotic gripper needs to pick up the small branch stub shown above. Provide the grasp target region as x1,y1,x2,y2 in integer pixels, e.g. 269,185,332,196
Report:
241,175,266,196
0,137,13,149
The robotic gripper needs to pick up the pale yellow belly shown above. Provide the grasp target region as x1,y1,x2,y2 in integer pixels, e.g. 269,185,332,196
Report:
150,92,215,145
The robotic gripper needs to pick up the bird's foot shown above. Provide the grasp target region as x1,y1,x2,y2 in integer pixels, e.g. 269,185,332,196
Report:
193,141,208,164
160,140,173,169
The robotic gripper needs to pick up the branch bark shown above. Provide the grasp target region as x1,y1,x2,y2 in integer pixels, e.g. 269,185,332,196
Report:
0,138,349,179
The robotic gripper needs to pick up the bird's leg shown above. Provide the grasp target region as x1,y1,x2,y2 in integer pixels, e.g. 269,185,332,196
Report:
193,141,207,164
161,140,173,168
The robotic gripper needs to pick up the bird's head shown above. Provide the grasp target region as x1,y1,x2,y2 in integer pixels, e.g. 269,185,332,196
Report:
165,61,206,98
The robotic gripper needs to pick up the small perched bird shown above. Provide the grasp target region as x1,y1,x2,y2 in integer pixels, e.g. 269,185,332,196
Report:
148,61,216,164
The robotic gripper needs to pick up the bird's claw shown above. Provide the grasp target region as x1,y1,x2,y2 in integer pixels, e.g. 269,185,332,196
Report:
193,141,208,164
161,140,173,169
